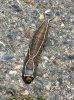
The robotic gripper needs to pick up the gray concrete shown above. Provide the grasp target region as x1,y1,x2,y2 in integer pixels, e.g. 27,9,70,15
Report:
0,0,74,100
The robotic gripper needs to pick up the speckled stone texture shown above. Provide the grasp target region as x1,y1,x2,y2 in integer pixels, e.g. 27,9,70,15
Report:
0,0,74,100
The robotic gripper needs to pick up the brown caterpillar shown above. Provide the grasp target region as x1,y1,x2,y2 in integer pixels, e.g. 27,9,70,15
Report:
22,18,54,84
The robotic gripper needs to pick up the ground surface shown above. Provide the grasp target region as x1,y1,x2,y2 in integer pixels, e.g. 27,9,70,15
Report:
0,0,74,100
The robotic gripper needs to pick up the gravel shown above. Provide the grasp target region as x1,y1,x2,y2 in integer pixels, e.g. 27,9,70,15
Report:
0,0,74,100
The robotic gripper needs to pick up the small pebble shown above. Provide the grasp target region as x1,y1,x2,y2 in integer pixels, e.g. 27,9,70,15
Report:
14,64,21,69
50,55,55,60
9,70,17,75
21,90,29,96
56,81,60,87
12,16,18,22
0,41,5,47
45,82,51,90
45,9,51,14
43,56,49,61
53,59,62,66
54,16,60,21
39,14,45,21
43,73,48,78
17,36,21,40
18,27,24,31
61,23,65,28
31,23,36,29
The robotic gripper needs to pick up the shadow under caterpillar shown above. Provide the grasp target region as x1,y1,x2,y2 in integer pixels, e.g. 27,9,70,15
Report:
22,18,55,84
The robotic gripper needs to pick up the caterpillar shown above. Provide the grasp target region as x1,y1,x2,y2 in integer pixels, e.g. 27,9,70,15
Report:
22,17,54,84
